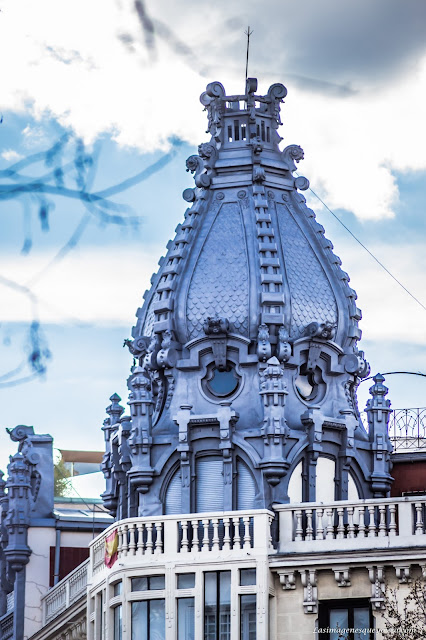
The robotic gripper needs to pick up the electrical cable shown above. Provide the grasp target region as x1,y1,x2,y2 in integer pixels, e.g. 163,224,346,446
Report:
303,180,426,313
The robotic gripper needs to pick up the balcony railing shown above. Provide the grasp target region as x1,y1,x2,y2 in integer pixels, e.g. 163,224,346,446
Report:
90,510,275,576
41,558,88,625
275,495,426,553
361,407,426,451
389,407,426,450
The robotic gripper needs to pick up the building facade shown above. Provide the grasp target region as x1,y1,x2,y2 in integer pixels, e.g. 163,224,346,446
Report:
2,78,426,640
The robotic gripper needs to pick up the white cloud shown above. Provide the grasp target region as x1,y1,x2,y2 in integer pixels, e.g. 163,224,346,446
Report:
1,149,23,162
1,0,426,221
0,240,425,348
0,245,163,326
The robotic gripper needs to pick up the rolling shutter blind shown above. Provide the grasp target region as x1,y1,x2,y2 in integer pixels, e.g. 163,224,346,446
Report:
196,456,224,512
237,459,256,510
165,469,182,515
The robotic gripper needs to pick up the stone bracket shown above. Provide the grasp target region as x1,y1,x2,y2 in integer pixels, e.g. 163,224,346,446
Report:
301,569,318,614
279,571,296,590
368,565,385,611
395,565,412,584
333,567,351,587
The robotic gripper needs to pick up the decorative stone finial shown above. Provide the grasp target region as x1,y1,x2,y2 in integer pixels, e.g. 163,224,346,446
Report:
106,393,125,425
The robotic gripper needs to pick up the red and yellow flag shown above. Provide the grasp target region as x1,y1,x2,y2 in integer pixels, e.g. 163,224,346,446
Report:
104,529,118,568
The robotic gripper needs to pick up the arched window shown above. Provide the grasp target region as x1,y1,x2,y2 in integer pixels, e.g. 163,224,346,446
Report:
236,459,256,510
196,456,224,512
165,468,182,515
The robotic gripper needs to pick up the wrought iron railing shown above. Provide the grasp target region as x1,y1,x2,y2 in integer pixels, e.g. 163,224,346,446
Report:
360,408,426,451
389,407,426,450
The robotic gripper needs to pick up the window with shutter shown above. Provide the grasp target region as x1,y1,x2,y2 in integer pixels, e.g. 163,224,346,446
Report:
236,459,256,510
196,456,224,512
165,468,182,515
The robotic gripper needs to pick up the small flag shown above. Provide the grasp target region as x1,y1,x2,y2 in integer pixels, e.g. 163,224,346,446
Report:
104,529,118,568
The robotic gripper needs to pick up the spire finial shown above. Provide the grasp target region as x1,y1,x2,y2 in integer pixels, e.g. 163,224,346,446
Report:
244,26,253,87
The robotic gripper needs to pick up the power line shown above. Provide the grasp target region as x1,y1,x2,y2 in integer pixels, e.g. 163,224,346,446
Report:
305,182,426,313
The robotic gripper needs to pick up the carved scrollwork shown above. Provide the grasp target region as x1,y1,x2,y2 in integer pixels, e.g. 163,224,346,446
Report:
267,83,287,127
282,144,305,173
6,425,34,443
205,81,226,98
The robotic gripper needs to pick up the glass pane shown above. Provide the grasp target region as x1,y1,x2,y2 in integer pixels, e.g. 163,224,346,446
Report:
354,608,370,640
219,572,231,605
98,591,103,640
208,367,239,396
131,601,147,640
240,569,256,586
132,577,148,591
177,573,195,589
113,582,122,596
204,573,217,640
240,595,256,640
330,608,348,640
149,599,165,640
149,575,165,590
219,572,231,640
113,605,122,640
178,598,195,640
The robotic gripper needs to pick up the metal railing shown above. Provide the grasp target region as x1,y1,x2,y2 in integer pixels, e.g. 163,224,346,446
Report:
41,558,88,625
360,408,426,451
389,407,426,450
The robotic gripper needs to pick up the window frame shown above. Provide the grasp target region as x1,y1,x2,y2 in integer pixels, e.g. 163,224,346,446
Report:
318,598,373,640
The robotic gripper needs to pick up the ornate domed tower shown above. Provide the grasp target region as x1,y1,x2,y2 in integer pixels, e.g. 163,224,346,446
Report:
101,78,392,518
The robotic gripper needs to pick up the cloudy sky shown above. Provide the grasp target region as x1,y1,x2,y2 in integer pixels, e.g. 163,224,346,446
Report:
1,0,426,493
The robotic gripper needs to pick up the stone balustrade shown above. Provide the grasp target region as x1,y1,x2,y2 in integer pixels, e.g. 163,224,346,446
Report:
274,496,426,553
41,558,88,625
90,509,275,577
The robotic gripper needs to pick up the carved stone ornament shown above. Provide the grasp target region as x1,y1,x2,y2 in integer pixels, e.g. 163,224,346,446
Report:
156,330,178,369
204,315,229,335
334,568,351,587
276,326,291,362
301,569,318,614
279,571,296,590
368,565,386,610
304,321,337,341
123,336,149,358
282,144,304,173
395,565,412,584
257,323,272,362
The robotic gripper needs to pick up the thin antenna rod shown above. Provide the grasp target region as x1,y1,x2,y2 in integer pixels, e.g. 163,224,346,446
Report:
244,26,253,87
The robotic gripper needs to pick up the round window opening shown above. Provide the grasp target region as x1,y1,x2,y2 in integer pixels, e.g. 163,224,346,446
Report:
295,364,326,403
206,364,240,398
